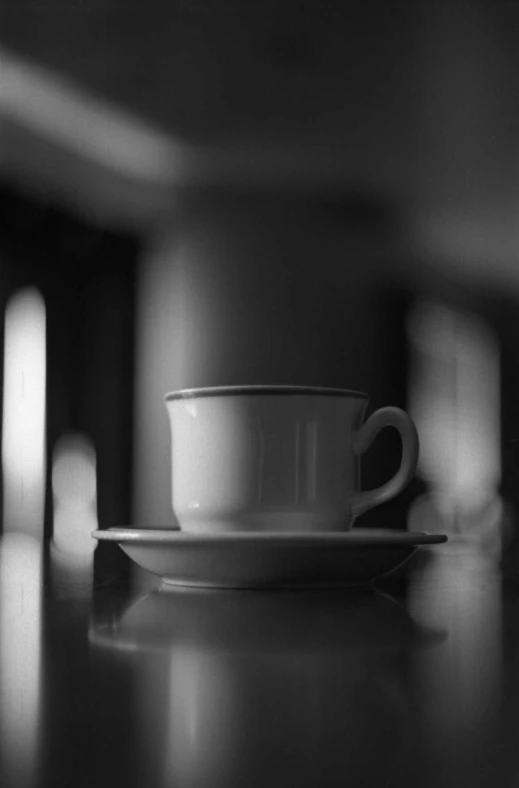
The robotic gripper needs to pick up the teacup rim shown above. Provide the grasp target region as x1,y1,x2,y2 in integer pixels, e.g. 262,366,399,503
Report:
165,385,367,402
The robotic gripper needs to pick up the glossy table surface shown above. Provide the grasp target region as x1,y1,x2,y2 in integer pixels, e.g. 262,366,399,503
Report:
1,530,519,788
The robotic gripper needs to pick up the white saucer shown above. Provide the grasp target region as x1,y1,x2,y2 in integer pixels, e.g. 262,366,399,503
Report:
92,527,447,589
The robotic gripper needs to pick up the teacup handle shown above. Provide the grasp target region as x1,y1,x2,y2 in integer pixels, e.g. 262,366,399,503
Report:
351,407,419,521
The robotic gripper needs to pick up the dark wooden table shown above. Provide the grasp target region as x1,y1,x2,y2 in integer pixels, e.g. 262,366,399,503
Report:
1,530,518,788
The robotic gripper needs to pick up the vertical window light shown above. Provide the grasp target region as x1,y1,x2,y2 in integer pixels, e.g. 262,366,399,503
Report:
0,289,45,782
407,300,500,527
407,300,503,781
51,433,98,571
2,288,46,533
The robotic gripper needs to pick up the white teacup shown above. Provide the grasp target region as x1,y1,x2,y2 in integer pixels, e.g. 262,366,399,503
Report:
165,385,419,534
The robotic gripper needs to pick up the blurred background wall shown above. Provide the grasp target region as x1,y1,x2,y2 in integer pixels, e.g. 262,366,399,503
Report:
1,0,519,577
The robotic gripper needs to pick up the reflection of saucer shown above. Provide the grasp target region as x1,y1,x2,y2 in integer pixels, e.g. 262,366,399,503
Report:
89,587,445,788
92,528,447,589
89,586,447,656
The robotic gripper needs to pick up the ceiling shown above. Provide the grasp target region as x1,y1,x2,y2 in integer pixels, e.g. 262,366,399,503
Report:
2,2,418,146
1,0,518,268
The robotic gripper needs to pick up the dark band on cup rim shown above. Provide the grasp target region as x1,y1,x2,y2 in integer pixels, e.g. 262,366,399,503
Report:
165,385,367,401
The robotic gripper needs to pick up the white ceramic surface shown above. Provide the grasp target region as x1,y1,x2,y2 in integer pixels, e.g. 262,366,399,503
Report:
165,385,419,534
92,528,446,588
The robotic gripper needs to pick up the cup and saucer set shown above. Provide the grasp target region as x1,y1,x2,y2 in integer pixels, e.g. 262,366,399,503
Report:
93,386,447,588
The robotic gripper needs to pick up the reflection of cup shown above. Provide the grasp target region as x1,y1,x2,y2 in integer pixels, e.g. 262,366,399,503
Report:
167,644,402,788
90,589,444,788
165,386,419,533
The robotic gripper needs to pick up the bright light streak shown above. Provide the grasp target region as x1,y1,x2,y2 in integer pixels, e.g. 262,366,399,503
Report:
51,433,98,571
0,46,391,195
2,289,46,533
0,532,43,787
0,48,189,183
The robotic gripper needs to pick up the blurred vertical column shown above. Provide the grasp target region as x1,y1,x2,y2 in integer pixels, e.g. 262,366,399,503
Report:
405,304,503,788
0,188,139,589
407,299,502,538
2,288,46,533
49,432,98,589
0,287,46,788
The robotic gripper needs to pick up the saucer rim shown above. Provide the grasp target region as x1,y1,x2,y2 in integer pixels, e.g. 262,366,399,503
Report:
165,384,367,401
92,527,447,548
